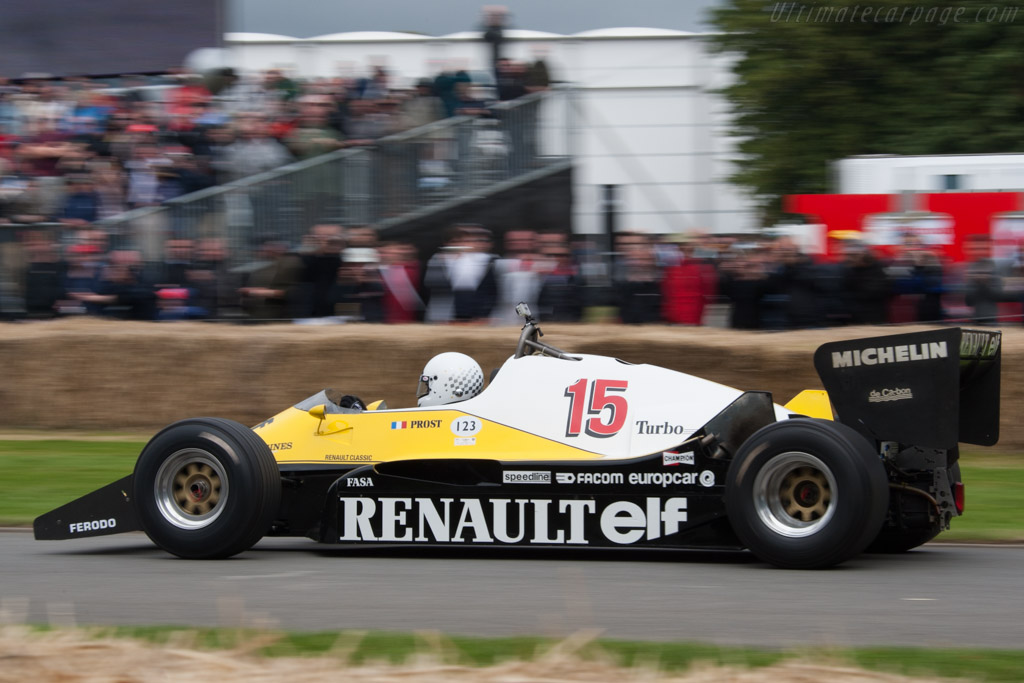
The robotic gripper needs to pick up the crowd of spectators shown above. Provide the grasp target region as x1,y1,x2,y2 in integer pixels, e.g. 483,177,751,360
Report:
12,219,1021,327
0,52,551,228
1,47,1015,328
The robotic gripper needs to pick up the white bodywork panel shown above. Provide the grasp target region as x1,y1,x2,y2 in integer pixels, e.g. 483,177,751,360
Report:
402,353,792,460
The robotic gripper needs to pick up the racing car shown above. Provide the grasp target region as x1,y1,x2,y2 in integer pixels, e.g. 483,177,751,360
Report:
34,305,1002,569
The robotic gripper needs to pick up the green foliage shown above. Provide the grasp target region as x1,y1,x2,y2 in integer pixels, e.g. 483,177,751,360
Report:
709,0,1024,222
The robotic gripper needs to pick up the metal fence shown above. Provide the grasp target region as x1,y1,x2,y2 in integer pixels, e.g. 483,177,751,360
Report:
95,87,574,265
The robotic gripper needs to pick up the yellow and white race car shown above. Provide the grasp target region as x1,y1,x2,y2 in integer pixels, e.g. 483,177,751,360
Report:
34,306,1002,569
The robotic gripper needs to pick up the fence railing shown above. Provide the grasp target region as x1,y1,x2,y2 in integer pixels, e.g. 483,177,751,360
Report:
92,87,574,265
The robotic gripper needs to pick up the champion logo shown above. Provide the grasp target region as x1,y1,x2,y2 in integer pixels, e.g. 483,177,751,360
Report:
391,421,408,430
662,451,695,466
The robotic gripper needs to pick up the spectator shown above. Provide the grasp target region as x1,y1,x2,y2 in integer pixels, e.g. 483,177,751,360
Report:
74,250,157,320
493,229,540,325
189,238,239,319
155,238,194,290
817,235,854,327
765,238,822,329
124,143,166,209
60,243,104,315
452,81,492,117
661,235,717,326
334,248,385,322
495,58,527,102
525,46,552,92
300,224,345,318
396,80,447,194
398,80,446,133
719,244,770,330
355,64,391,101
222,115,292,181
615,234,662,324
537,234,583,322
344,225,379,253
17,119,74,217
239,239,304,321
450,226,498,321
0,157,47,224
285,95,347,159
434,64,473,118
203,124,237,185
90,158,128,220
423,227,463,322
841,242,891,325
58,173,99,225
962,233,1004,325
324,86,353,138
156,147,214,201
22,231,64,318
260,69,300,104
378,241,423,323
481,5,509,81
912,247,947,323
344,98,393,144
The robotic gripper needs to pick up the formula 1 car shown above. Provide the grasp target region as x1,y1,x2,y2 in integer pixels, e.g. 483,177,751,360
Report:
34,306,1002,569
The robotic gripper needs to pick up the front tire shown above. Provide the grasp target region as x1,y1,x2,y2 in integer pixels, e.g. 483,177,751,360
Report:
133,418,281,559
725,419,888,569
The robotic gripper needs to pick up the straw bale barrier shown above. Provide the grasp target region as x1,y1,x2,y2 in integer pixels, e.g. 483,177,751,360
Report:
2,320,1021,450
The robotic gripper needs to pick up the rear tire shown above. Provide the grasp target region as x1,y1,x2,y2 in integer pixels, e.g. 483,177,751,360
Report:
133,418,281,559
725,419,888,569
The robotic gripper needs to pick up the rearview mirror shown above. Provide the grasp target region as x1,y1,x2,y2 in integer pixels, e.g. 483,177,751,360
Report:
308,404,327,420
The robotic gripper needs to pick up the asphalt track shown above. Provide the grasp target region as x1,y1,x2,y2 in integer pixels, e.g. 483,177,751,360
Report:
3,530,1023,649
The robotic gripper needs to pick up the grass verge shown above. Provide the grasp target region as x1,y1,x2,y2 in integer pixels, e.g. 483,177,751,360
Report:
14,626,1023,681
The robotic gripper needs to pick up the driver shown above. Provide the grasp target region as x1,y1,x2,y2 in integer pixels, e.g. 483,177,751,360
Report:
416,352,485,407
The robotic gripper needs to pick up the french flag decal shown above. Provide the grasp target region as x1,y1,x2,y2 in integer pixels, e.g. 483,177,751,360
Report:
391,421,408,430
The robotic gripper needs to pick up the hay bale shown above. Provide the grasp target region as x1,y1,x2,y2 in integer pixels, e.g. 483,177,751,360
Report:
2,320,1021,450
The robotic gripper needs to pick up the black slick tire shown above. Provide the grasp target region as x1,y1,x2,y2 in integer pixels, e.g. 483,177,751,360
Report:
725,419,889,569
132,418,281,559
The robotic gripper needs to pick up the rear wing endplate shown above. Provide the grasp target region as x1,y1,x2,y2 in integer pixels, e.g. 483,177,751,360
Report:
813,328,1000,449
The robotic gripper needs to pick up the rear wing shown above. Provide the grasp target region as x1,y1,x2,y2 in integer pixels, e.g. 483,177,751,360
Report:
813,328,1001,449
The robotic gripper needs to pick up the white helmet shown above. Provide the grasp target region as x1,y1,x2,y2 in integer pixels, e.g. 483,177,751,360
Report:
417,352,484,407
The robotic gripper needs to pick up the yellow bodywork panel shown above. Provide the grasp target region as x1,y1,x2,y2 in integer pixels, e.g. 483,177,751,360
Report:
784,390,833,420
253,407,596,465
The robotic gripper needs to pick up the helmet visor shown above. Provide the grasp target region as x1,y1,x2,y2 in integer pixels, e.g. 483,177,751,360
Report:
416,375,431,401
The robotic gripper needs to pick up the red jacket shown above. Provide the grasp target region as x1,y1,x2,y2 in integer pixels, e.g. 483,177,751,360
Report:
661,260,717,325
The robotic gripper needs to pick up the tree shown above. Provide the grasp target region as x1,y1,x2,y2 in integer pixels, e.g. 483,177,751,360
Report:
709,0,1024,223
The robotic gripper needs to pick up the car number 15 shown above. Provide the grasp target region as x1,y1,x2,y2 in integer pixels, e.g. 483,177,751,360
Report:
564,379,629,438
